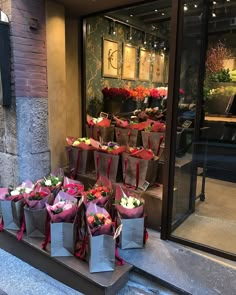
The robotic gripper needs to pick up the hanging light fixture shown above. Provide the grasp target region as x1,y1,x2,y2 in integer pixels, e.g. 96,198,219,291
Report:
127,26,133,41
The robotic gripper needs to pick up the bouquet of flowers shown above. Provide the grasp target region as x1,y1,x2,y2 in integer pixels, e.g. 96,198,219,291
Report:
115,186,144,219
66,136,93,150
86,203,113,236
87,114,111,127
127,146,155,160
0,180,34,201
62,176,84,197
130,86,150,101
25,187,52,209
102,87,131,100
149,88,161,99
39,170,64,196
46,191,78,223
145,120,166,132
90,138,126,155
84,176,112,207
40,175,62,189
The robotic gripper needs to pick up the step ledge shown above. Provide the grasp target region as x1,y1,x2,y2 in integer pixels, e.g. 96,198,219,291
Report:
0,229,132,295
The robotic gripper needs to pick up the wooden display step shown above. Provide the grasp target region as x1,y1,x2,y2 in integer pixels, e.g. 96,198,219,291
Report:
0,229,132,295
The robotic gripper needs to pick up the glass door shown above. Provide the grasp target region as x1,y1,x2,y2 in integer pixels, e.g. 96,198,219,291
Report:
164,0,236,260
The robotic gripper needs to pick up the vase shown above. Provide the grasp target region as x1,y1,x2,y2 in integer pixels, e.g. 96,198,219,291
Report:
120,99,137,113
136,100,144,110
149,97,161,109
103,96,121,114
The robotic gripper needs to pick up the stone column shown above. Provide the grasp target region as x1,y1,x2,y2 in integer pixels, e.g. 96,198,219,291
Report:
0,0,50,186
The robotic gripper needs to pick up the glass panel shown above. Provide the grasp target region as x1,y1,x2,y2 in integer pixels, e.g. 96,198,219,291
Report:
171,0,236,255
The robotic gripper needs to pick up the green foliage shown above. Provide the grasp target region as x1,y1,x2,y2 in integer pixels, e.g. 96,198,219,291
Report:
209,68,232,83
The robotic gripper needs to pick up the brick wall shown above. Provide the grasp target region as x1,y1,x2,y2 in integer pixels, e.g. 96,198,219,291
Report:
0,0,50,186
11,0,47,98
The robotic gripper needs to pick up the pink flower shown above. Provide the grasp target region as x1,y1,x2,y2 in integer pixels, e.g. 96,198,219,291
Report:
150,88,161,99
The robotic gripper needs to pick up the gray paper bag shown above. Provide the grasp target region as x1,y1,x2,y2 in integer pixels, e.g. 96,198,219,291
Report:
88,232,115,273
118,215,144,249
24,207,47,238
0,199,24,230
50,220,76,257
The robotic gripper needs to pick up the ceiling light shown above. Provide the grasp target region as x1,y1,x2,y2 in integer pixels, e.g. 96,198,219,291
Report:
184,4,188,11
213,1,217,4
194,4,198,8
155,9,158,12
130,14,133,17
161,12,165,16
226,0,230,2
126,19,129,23
212,12,216,17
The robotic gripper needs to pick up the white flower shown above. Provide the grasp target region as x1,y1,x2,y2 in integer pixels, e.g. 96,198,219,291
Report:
11,190,20,196
45,179,52,186
25,188,33,194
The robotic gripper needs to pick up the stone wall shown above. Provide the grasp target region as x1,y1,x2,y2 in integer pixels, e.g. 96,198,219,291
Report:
0,0,50,186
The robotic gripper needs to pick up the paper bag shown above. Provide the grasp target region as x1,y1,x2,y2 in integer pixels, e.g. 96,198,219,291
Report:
66,146,95,175
94,151,122,182
0,199,24,230
50,216,77,257
86,125,114,143
24,207,47,238
122,153,159,189
115,127,141,147
88,229,115,273
117,214,144,249
141,131,165,156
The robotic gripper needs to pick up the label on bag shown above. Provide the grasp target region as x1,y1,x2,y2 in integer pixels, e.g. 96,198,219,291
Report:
141,180,150,191
114,224,123,240
182,120,192,129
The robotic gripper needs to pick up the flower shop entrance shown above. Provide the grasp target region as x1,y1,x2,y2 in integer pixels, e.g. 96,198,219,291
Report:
82,0,236,262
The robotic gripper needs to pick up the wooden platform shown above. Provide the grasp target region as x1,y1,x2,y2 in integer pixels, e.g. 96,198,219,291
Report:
0,229,132,295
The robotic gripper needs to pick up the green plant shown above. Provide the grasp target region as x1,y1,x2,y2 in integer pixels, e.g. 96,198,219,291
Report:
209,68,232,83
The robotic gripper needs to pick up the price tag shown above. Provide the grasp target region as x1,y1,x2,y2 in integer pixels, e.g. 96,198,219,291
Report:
113,224,123,240
141,180,150,191
144,96,149,104
182,120,192,129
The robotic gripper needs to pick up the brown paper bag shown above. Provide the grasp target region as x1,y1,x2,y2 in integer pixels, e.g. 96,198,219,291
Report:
94,151,122,182
66,146,95,175
122,153,159,189
86,125,114,143
115,127,141,147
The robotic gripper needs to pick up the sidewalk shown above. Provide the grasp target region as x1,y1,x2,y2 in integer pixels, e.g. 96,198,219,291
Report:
0,248,176,295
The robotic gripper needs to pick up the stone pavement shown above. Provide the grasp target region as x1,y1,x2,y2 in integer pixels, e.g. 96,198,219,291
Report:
0,249,176,295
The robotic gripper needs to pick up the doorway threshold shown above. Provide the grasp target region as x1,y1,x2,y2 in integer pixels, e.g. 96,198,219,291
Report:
119,229,236,295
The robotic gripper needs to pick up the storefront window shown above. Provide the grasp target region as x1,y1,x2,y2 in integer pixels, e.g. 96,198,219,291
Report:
171,0,236,257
